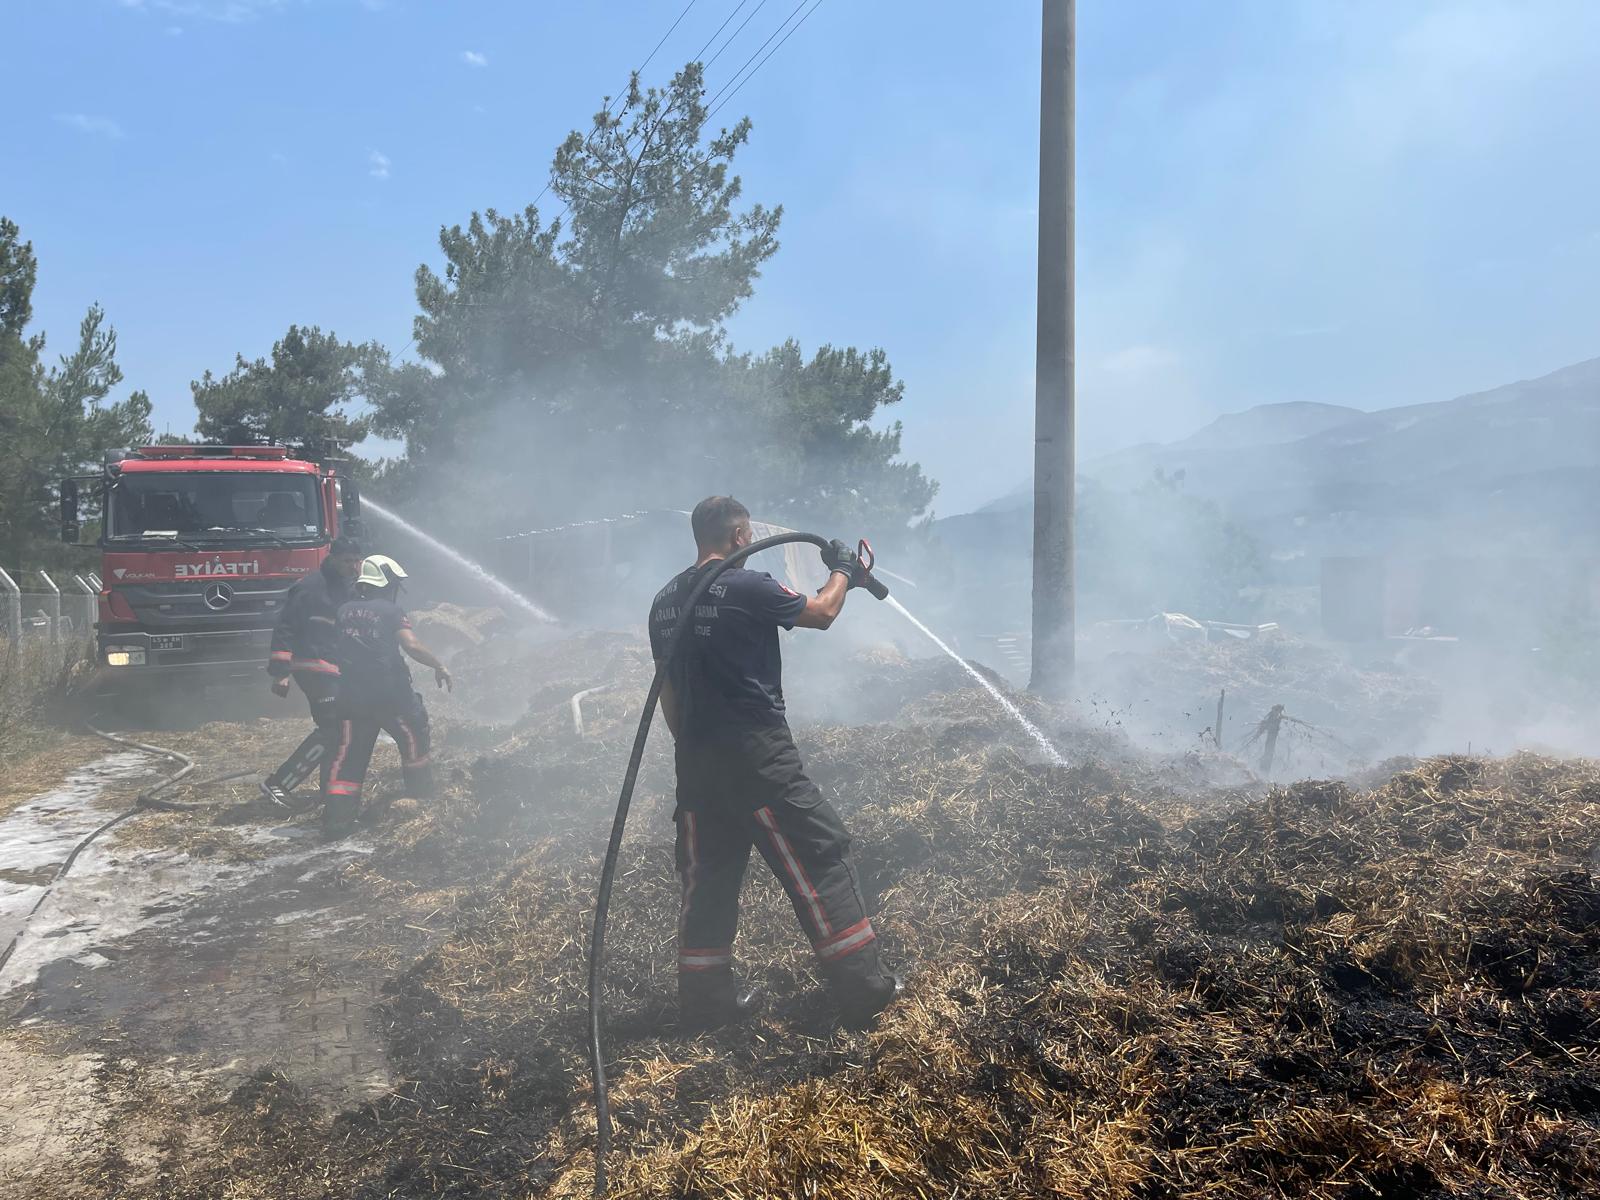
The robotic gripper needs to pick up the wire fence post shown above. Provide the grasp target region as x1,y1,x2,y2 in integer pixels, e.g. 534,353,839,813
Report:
73,575,98,643
37,570,62,647
0,567,19,645
1259,704,1285,775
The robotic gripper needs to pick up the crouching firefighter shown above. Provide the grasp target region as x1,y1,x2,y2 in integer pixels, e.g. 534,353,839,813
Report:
320,555,453,838
262,536,365,808
649,496,904,1031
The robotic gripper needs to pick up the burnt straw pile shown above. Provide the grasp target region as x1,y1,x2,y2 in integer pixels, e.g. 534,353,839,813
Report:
54,640,1600,1199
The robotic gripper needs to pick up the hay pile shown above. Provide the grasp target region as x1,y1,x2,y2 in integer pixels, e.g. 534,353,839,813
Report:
593,754,1600,1199
438,627,654,727
33,636,1600,1200
409,603,510,659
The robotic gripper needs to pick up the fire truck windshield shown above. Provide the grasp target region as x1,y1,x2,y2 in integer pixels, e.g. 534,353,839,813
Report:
107,472,325,543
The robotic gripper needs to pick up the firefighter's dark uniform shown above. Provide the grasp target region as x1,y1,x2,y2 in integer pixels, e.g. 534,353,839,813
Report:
649,564,894,1019
264,559,350,794
321,594,433,832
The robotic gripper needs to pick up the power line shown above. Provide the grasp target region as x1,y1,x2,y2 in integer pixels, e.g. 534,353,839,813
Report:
636,0,700,76
704,0,769,70
693,0,752,63
552,0,776,223
397,0,825,361
563,0,813,217
704,0,811,114
395,1,701,360
526,1,701,215
709,0,822,119
550,2,808,225
551,0,779,219
617,0,824,207
552,0,822,231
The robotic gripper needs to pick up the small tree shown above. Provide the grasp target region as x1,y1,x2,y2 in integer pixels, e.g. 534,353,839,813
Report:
192,324,385,454
730,341,937,533
371,63,936,541
0,218,151,568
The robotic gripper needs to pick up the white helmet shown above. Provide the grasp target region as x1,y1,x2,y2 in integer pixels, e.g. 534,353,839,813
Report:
357,554,409,589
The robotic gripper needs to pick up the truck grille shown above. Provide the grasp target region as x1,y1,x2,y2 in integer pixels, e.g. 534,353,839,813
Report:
118,580,293,630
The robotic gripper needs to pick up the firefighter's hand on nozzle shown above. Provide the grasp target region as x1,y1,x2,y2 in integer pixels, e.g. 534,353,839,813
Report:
822,539,867,589
435,666,453,693
271,677,291,698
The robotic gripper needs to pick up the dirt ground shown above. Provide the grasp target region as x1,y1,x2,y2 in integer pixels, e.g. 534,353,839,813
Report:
2,619,1595,1199
0,688,461,1188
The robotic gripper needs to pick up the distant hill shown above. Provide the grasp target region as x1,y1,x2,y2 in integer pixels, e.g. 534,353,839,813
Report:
967,356,1600,562
982,400,1369,514
1179,400,1367,451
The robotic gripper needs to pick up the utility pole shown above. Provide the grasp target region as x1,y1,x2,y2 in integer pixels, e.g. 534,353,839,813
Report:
1030,0,1075,697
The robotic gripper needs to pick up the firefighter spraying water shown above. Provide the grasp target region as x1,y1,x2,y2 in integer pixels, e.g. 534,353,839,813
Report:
647,497,902,1031
588,498,902,1192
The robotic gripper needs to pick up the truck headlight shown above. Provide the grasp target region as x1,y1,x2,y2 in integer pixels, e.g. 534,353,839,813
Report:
106,648,146,667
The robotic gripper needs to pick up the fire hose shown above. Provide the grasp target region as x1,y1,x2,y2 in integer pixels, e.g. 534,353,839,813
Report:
587,533,889,1195
85,720,259,810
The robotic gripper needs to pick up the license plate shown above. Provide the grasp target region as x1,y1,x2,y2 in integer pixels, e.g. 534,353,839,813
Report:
149,635,184,651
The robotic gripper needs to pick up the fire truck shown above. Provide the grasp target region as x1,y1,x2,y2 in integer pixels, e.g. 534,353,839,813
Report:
60,445,364,686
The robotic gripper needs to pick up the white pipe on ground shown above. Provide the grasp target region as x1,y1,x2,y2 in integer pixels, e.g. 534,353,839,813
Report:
570,685,610,738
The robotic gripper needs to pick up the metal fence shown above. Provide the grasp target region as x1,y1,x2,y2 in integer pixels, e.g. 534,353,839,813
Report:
0,567,98,649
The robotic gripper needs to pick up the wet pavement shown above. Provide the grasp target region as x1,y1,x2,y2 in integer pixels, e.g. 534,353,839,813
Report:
0,748,437,1185
0,753,155,980
17,847,408,1104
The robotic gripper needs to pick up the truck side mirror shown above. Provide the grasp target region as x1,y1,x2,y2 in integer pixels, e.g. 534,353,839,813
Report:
340,476,364,538
60,479,80,544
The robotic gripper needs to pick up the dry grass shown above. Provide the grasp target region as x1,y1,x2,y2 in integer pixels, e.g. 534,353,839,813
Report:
590,754,1600,1200
15,634,1600,1200
0,638,93,776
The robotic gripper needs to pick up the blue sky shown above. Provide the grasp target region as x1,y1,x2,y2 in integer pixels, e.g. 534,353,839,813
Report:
8,0,1600,513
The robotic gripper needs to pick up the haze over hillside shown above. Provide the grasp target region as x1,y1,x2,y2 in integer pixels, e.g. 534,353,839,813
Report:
979,356,1600,564
1105,399,1366,461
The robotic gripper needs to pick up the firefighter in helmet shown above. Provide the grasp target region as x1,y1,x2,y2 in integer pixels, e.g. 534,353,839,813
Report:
321,554,452,838
262,536,364,807
648,496,903,1030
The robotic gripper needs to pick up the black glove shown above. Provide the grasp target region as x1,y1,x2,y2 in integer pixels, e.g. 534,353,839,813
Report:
822,538,865,588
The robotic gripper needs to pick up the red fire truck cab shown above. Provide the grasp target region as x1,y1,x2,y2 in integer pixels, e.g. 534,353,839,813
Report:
60,445,364,686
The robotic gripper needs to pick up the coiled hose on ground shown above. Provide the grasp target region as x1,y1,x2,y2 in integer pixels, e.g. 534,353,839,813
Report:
86,719,259,810
586,532,887,1195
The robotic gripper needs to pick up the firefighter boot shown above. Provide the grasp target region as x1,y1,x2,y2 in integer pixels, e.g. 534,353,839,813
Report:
400,761,435,800
357,792,392,827
321,793,361,840
838,970,905,1032
679,971,766,1032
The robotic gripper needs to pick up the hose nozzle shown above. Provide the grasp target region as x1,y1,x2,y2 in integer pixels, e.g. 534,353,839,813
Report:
857,539,890,601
